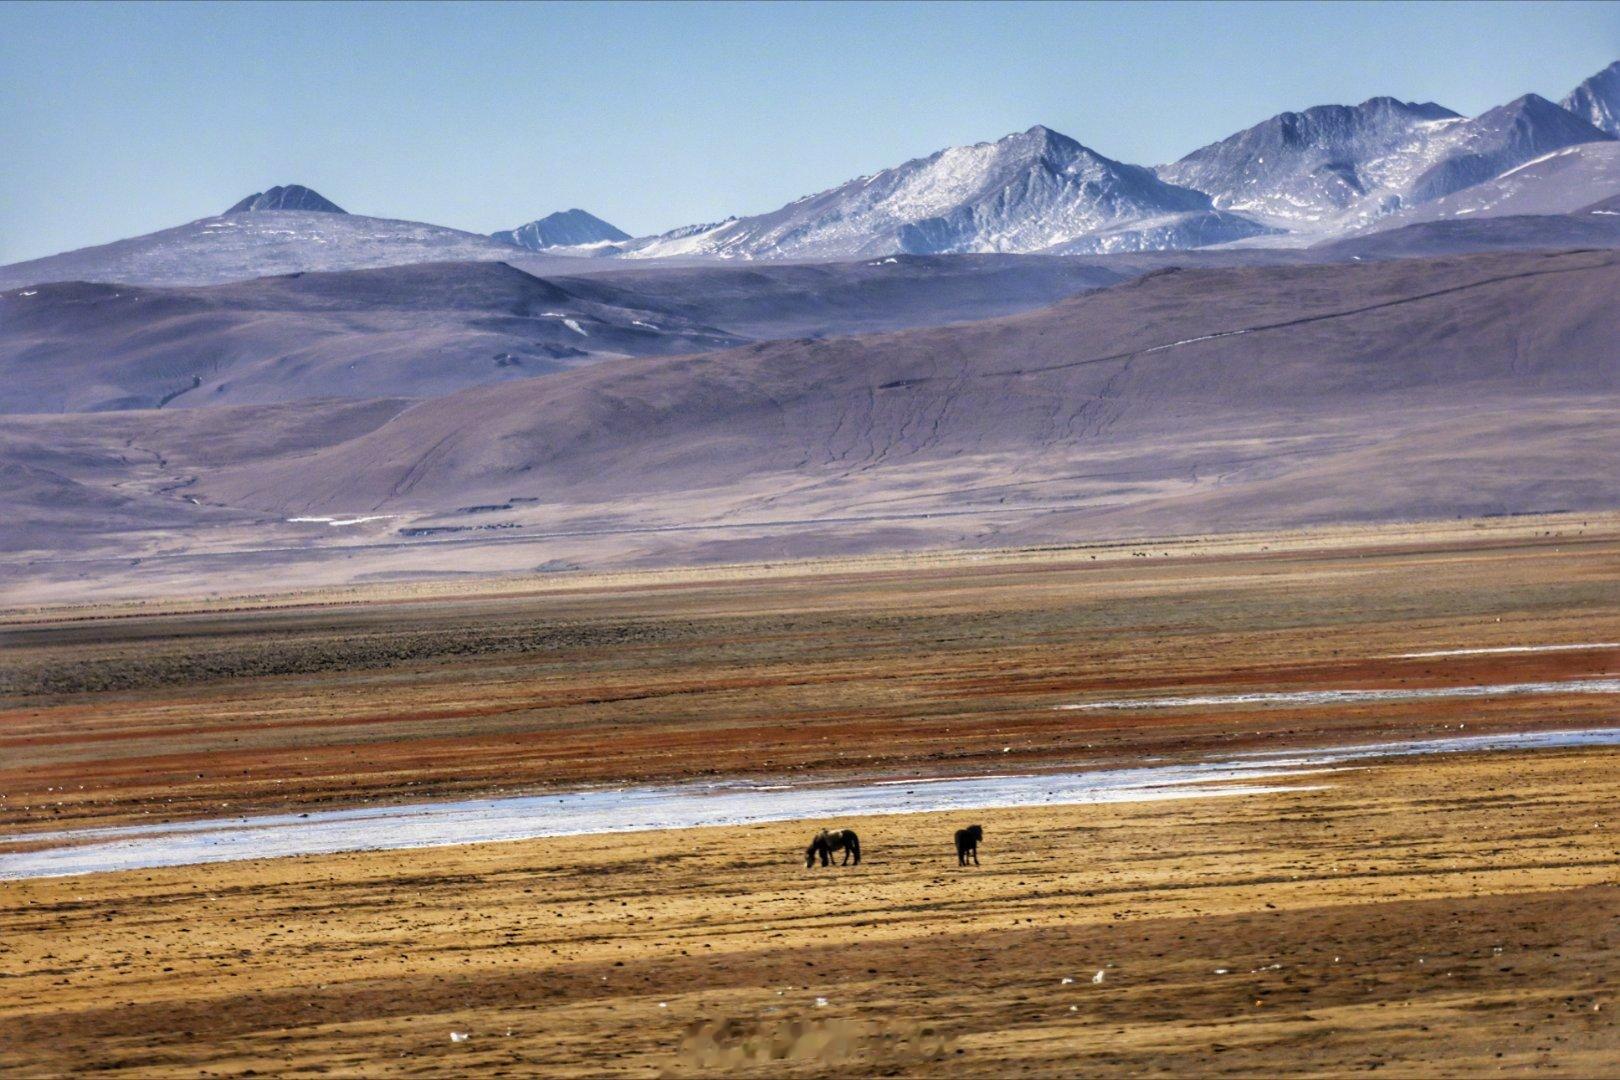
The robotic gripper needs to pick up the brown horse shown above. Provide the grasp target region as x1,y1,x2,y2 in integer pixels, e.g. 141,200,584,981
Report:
806,828,861,867
955,824,983,866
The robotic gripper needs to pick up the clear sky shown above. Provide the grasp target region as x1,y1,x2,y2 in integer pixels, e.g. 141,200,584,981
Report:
2,0,1617,263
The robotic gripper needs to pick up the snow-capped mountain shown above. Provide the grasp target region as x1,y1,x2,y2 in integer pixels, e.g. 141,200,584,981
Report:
492,209,630,251
6,60,1620,289
1156,98,1462,226
1563,61,1620,137
622,126,1272,260
226,185,347,214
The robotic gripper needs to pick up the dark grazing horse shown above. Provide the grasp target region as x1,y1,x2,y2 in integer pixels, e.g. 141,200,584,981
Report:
955,824,984,866
806,828,861,867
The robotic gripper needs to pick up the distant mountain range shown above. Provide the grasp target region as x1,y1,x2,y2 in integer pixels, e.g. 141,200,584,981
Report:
601,64,1620,259
2,60,1619,290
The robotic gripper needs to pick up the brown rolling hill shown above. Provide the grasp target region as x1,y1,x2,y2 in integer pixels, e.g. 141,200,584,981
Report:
2,248,1615,587
193,248,1620,527
0,262,743,413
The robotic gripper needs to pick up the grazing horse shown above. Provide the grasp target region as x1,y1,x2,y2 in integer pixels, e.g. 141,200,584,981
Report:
806,828,861,867
955,824,984,866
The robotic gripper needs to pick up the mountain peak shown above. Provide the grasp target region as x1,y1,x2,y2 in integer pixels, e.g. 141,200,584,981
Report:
1466,92,1611,140
492,209,630,252
1495,92,1563,115
225,185,346,215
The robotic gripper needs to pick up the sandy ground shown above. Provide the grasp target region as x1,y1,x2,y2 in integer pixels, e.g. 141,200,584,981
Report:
3,748,1619,1076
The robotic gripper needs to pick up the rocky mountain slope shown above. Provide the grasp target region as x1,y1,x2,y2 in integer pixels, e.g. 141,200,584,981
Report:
1346,141,1620,231
1404,94,1612,204
1563,60,1620,136
1156,97,1462,226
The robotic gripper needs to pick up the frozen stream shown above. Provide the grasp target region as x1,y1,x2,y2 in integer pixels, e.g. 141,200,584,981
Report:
2,727,1617,881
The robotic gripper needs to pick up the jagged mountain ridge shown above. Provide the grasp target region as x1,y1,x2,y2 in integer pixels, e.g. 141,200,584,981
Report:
4,60,1620,287
1157,94,1612,233
493,209,630,251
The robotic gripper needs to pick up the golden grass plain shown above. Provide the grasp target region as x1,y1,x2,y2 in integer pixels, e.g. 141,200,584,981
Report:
2,515,1619,1075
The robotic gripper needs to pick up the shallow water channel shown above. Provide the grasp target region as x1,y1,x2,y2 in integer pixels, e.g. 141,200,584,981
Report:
3,727,1617,880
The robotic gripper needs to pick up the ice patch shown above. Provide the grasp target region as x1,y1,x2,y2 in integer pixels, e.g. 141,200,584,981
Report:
1388,643,1619,659
0,761,1332,881
1140,328,1250,355
286,518,396,531
1495,145,1582,180
540,312,589,336
6,727,1619,880
1058,679,1620,711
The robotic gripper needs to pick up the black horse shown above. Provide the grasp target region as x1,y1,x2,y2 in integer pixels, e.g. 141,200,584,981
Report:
955,824,984,866
806,828,861,867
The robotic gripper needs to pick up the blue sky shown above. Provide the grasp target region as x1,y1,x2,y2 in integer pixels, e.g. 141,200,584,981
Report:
2,0,1617,263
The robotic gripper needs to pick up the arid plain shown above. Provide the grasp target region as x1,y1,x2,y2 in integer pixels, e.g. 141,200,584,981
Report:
3,514,1619,1075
